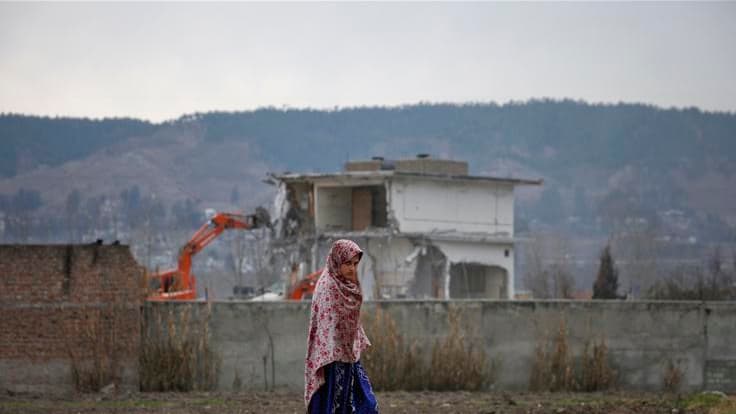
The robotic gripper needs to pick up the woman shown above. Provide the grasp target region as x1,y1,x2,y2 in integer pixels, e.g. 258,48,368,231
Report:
304,239,378,413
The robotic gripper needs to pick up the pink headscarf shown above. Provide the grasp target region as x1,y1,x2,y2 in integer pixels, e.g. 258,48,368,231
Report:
303,239,371,406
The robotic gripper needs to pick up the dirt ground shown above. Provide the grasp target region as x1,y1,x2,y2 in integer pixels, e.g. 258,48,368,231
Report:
2,391,735,414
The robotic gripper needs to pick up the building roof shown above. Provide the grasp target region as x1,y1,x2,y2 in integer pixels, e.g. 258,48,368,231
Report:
271,170,543,186
316,228,517,244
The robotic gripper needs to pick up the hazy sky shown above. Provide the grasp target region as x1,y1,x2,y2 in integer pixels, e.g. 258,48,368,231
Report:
1,2,735,122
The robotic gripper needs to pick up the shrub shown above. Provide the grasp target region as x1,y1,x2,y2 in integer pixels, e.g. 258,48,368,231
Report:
531,317,615,392
580,336,615,391
530,318,574,391
427,307,490,391
139,304,220,391
663,359,683,393
360,306,425,391
66,306,121,392
362,305,495,391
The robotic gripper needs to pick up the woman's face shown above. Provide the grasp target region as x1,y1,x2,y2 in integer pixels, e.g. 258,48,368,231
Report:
339,255,360,281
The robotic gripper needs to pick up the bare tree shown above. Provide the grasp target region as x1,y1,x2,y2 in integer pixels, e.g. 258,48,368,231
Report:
550,262,575,299
522,233,575,299
523,235,550,298
611,228,660,298
228,227,273,292
646,245,735,301
130,193,166,270
65,189,82,242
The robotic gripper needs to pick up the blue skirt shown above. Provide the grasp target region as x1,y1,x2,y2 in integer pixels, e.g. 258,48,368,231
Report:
308,360,378,414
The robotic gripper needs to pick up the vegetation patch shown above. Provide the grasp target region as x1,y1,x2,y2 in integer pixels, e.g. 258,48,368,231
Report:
65,305,126,393
679,392,733,412
530,318,616,392
362,305,498,391
663,359,684,393
139,304,220,391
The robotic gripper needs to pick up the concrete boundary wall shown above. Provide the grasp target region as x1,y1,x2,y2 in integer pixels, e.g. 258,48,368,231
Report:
143,300,736,393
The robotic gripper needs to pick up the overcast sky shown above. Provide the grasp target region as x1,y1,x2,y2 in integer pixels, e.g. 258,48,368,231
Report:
1,2,734,122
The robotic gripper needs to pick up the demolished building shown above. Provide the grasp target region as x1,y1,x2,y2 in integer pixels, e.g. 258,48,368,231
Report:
270,155,542,300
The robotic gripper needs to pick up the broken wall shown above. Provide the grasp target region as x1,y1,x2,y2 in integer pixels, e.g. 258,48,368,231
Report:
359,237,416,299
434,239,515,299
276,182,315,239
410,245,447,298
300,236,513,300
311,236,445,300
0,244,145,394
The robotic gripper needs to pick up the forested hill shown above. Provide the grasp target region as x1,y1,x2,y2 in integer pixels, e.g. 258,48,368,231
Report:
1,100,735,241
3,100,735,179
0,114,155,178
190,101,736,177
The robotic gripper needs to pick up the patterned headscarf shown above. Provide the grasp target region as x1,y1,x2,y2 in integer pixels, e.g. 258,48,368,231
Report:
325,239,364,303
304,240,371,406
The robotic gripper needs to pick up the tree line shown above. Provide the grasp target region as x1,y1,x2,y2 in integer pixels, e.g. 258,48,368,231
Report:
4,101,735,179
0,185,202,245
0,114,155,178
523,234,736,301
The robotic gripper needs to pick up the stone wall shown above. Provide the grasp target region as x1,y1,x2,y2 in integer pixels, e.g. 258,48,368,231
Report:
0,244,145,394
142,300,736,393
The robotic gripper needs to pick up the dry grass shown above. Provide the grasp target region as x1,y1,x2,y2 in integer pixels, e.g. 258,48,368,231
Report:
360,306,425,391
530,318,615,392
427,307,491,391
0,390,708,414
232,368,242,392
663,359,683,393
580,336,615,392
529,340,551,392
66,306,121,392
530,318,574,392
139,305,220,392
708,397,736,414
680,392,735,413
362,305,494,391
64,266,146,393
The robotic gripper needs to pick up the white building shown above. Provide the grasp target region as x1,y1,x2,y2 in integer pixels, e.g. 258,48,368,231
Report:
271,155,541,300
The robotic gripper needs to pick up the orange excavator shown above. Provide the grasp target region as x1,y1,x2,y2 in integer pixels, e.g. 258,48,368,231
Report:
287,268,323,300
147,211,265,301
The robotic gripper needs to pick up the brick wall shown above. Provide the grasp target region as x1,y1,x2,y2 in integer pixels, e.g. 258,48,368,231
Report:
0,244,145,394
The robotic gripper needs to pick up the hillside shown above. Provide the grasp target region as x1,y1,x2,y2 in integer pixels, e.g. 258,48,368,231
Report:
1,100,735,244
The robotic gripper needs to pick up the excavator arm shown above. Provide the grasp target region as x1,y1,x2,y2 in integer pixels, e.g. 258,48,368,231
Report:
287,268,323,300
148,212,264,301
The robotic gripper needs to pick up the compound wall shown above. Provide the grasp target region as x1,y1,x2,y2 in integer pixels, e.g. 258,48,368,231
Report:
3,244,734,397
0,244,145,394
143,300,736,393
